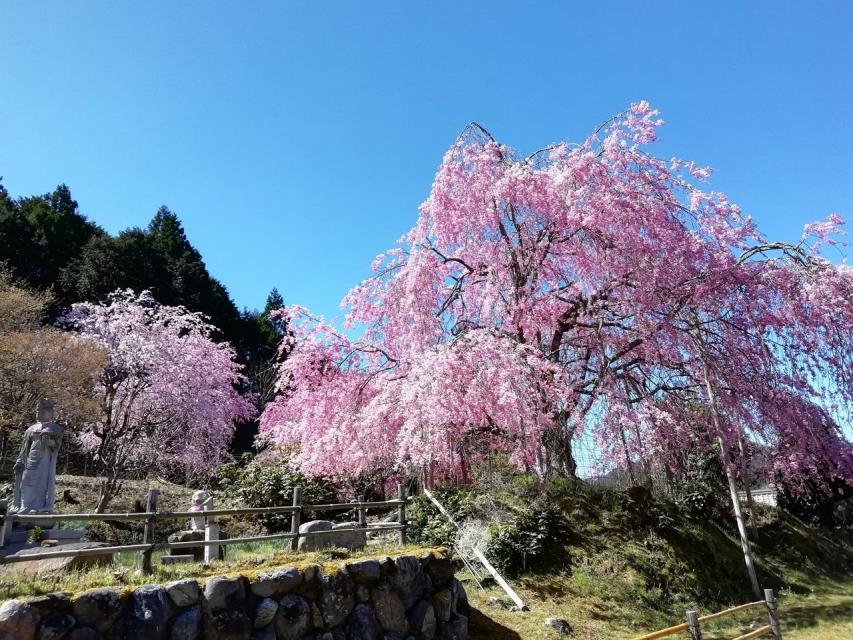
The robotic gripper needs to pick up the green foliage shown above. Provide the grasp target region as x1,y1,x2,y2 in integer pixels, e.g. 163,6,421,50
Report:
407,485,473,548
216,453,342,531
778,478,852,528
485,498,569,578
26,526,44,544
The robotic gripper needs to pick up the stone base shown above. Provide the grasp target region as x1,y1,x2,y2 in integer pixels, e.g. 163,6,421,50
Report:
3,526,84,546
0,542,112,575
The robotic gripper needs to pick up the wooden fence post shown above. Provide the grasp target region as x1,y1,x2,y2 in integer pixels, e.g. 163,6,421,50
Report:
357,495,367,529
764,589,782,639
686,610,702,640
139,488,159,572
290,486,302,552
397,483,407,545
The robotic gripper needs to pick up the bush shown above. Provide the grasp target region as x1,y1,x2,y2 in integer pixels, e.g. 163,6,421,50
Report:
216,453,342,531
407,485,473,548
485,498,569,577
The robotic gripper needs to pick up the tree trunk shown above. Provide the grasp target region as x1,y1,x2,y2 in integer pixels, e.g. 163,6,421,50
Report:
94,477,118,514
541,427,577,478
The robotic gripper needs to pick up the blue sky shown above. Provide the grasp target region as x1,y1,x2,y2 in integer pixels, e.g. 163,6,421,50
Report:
1,1,850,320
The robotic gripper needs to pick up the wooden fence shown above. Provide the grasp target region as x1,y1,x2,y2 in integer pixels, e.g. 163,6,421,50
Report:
631,589,782,640
0,484,409,572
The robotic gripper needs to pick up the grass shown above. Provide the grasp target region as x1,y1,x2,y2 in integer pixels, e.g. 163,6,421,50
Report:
466,574,853,639
0,541,436,599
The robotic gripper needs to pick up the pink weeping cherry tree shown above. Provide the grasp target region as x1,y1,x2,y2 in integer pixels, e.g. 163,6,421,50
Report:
260,102,852,496
64,290,255,512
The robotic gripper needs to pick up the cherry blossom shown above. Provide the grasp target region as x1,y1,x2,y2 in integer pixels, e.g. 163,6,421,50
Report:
64,290,255,510
261,103,852,491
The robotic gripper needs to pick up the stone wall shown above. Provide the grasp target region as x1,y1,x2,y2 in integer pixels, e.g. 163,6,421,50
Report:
0,551,469,640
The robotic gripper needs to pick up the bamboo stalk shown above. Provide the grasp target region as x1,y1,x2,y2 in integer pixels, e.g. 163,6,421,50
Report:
732,625,772,640
629,622,690,640
697,600,764,623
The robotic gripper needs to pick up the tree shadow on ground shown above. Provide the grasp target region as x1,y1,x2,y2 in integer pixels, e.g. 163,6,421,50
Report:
468,608,523,640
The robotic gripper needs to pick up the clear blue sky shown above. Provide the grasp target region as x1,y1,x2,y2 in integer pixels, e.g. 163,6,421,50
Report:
1,1,850,321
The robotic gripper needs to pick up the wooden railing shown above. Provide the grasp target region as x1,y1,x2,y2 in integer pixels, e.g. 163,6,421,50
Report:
0,484,409,572
630,589,782,640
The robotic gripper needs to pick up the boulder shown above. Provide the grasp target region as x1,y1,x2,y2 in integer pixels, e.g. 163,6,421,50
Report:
204,576,246,614
389,556,429,610
346,559,381,584
36,612,75,640
330,522,366,550
371,586,407,635
450,579,469,617
253,598,278,629
422,554,453,588
407,600,436,640
1,543,112,575
27,593,72,616
73,588,124,633
318,571,355,628
250,567,303,599
0,599,40,640
297,520,333,551
126,584,172,640
211,611,252,640
447,614,468,640
251,625,275,640
274,594,310,640
355,584,370,603
67,629,97,640
345,603,382,640
166,580,199,609
432,589,452,624
170,604,201,640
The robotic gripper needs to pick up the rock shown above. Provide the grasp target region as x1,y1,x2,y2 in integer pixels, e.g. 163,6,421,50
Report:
448,614,468,640
311,602,324,629
432,589,452,624
346,559,381,584
253,598,278,629
166,580,200,608
250,567,304,598
73,588,124,633
1,543,112,575
170,605,201,640
389,556,429,610
211,611,252,640
204,576,246,613
37,612,75,640
355,584,370,603
450,579,469,617
127,585,172,640
27,593,72,616
422,554,453,588
345,603,382,640
167,531,205,561
544,618,573,634
274,594,310,640
330,522,366,550
297,520,333,551
407,600,436,640
251,625,275,640
371,586,407,635
0,599,40,640
318,570,354,628
67,629,97,640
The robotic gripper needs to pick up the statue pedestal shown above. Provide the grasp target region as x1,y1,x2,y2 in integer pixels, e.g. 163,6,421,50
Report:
3,526,84,546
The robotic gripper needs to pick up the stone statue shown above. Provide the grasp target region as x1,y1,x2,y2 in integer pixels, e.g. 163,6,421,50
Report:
11,399,62,514
188,490,213,531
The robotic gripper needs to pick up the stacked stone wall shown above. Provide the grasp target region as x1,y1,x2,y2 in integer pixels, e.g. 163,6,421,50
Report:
0,551,468,640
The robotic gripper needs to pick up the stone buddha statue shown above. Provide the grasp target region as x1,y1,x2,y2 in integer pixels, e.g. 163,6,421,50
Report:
11,399,62,514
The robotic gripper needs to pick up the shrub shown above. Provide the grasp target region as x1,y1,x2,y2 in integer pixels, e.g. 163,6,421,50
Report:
407,485,473,548
485,498,569,577
216,453,342,531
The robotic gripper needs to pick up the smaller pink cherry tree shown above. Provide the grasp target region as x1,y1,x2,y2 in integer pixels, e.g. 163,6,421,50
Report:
64,290,254,512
